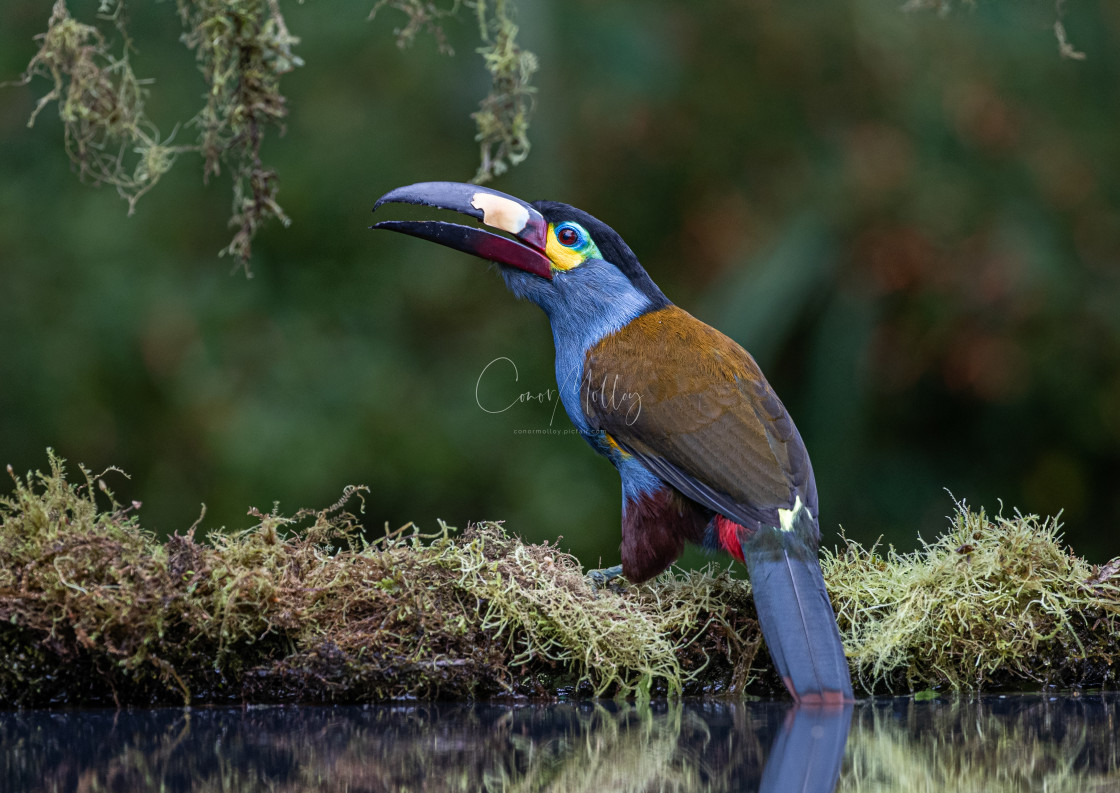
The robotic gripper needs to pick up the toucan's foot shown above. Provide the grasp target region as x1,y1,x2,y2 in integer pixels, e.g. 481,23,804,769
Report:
585,564,625,591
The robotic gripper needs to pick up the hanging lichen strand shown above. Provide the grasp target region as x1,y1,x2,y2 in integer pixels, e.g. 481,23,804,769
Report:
15,0,300,273
175,0,303,269
469,0,537,183
15,0,538,268
371,0,538,183
16,1,190,217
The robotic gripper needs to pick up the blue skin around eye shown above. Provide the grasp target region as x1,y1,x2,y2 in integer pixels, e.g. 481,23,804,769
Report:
557,222,602,259
557,223,583,247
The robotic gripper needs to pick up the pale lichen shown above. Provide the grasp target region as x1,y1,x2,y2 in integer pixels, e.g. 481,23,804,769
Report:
903,0,1086,59
2,453,1117,707
825,500,1120,693
467,0,537,183
369,0,460,54
14,0,538,269
14,1,188,215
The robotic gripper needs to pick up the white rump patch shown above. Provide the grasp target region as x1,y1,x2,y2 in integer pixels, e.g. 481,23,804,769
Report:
777,495,812,533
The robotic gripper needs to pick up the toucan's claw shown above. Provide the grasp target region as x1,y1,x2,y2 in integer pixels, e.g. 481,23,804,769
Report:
585,564,625,591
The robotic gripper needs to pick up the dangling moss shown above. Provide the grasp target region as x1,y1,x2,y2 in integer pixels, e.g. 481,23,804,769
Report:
175,0,303,268
14,0,300,272
467,0,537,184
14,0,538,269
14,1,186,215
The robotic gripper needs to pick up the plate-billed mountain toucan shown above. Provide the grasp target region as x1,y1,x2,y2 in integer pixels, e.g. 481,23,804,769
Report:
372,182,854,703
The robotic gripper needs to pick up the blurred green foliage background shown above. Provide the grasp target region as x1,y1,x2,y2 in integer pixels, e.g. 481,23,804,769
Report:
2,0,1118,568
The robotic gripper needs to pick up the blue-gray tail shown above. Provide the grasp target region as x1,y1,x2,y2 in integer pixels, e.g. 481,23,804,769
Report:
743,533,853,703
759,703,854,793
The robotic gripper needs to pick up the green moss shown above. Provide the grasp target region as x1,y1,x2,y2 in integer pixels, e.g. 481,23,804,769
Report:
14,0,298,272
0,452,766,705
14,1,186,215
467,0,537,184
825,502,1120,693
14,0,539,266
1,453,1117,706
175,0,303,268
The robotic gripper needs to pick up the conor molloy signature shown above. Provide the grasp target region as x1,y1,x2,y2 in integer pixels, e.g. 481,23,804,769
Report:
475,357,642,427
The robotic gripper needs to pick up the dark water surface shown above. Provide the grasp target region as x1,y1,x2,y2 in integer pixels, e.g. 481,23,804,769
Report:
2,694,1117,792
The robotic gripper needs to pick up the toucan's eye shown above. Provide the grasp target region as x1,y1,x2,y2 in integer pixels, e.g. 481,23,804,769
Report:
556,223,583,248
546,220,601,270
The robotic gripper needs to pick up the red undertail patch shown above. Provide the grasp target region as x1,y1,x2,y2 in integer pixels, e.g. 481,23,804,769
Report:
715,515,746,563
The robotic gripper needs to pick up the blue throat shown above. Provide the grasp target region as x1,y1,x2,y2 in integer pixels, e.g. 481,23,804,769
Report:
501,260,653,435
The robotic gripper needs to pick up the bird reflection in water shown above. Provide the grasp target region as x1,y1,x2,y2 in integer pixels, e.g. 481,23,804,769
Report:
5,696,1120,791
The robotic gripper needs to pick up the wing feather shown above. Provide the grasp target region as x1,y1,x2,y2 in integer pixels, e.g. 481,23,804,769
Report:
583,306,817,535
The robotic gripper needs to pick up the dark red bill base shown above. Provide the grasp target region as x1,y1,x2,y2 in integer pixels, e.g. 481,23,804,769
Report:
372,219,552,280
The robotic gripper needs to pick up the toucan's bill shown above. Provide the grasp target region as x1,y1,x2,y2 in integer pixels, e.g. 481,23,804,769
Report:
372,182,553,280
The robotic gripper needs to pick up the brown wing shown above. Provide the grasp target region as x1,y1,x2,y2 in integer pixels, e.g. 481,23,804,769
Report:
582,305,817,533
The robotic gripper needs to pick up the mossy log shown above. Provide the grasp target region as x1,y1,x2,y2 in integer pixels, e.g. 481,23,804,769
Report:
1,454,1117,707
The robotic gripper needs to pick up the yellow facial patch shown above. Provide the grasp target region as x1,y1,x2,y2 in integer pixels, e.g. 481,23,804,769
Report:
545,222,602,272
546,227,584,271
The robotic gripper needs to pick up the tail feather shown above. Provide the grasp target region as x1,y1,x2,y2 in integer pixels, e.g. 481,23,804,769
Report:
759,704,854,793
743,536,853,703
